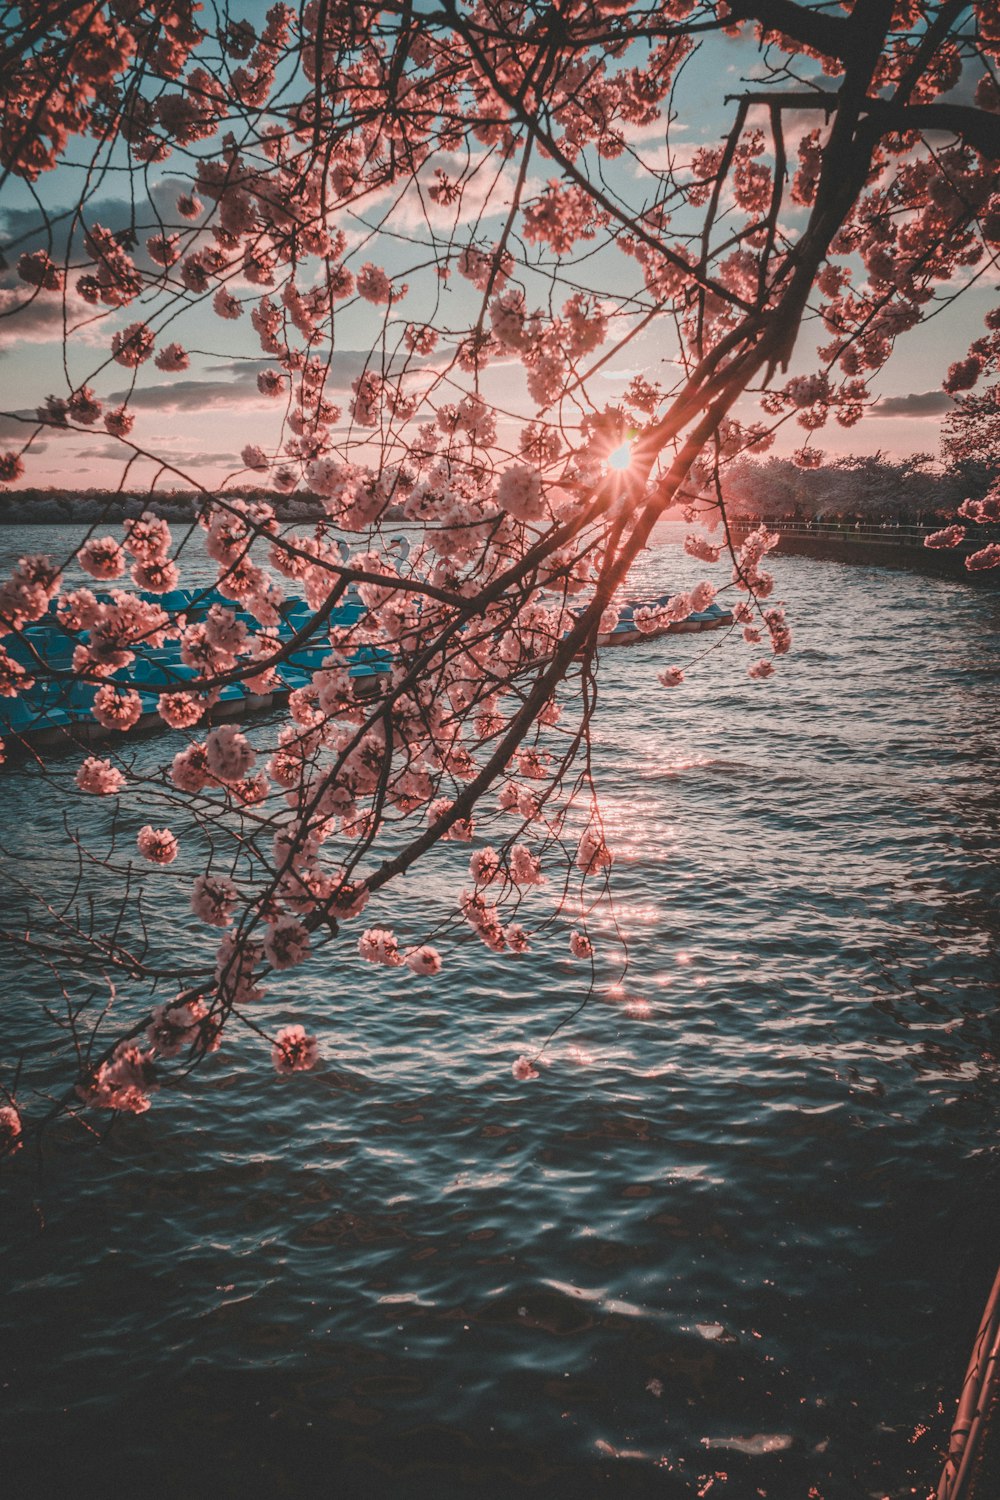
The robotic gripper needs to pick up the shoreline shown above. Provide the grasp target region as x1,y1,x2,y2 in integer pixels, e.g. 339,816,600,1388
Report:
1,506,997,586
0,497,404,527
729,521,1000,584
0,500,332,527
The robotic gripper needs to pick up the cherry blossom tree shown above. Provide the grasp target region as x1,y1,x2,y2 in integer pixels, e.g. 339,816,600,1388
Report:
942,385,1000,482
0,0,998,1152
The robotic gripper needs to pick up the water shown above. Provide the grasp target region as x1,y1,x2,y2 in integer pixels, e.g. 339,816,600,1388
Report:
2,527,999,1499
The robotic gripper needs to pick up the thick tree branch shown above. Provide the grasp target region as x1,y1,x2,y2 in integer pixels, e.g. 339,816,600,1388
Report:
865,99,1000,159
724,0,849,60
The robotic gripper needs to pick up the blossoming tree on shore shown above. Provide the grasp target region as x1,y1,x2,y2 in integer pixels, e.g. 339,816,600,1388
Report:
0,0,998,1149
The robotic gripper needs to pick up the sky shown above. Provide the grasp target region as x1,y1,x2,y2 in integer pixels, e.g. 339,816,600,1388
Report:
0,9,994,493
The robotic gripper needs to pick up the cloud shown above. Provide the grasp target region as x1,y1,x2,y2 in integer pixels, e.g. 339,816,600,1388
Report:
2,344,435,440
107,371,271,412
620,119,686,146
361,152,544,234
112,346,442,412
870,390,955,417
0,154,531,252
84,440,238,468
83,441,135,459
2,196,139,256
0,286,106,348
1,182,188,272
207,349,409,384
176,450,242,468
203,358,270,374
0,431,48,453
596,365,647,383
0,410,37,438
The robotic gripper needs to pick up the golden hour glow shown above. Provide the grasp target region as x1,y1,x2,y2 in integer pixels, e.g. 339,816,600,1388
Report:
608,441,633,471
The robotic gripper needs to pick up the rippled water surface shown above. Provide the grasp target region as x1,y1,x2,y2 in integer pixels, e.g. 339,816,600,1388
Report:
2,527,1000,1499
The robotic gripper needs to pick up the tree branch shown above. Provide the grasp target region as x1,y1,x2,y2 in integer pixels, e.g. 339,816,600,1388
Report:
723,0,849,60
865,99,1000,159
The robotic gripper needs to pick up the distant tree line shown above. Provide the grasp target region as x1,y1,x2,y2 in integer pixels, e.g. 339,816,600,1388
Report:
5,449,997,534
0,488,408,525
719,452,996,527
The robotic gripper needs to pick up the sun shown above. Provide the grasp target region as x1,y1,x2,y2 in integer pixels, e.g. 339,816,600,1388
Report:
607,440,633,471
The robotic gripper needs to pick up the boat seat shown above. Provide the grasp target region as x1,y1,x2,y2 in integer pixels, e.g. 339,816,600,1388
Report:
274,665,312,690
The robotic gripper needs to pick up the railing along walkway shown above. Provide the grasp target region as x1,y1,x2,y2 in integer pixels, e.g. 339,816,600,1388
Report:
938,1264,1000,1500
729,519,1000,547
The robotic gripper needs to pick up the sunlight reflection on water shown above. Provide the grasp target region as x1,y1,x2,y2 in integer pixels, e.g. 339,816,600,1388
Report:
1,530,999,1499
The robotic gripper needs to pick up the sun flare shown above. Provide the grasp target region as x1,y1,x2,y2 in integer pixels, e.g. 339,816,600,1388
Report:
608,441,633,471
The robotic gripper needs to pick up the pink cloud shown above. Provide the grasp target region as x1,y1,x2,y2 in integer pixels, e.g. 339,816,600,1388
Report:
365,153,545,233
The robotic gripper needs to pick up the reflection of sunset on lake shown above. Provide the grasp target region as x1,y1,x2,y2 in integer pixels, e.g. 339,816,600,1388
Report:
3,1,1000,1495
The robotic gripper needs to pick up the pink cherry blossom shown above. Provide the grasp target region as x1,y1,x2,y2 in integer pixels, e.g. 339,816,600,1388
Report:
925,524,966,549
685,535,722,563
405,945,442,976
470,846,501,885
123,512,171,562
0,1103,22,1154
111,321,155,367
764,606,791,655
147,233,180,267
93,683,143,731
257,368,286,398
242,444,269,471
132,557,180,593
68,386,102,424
355,263,393,303
213,287,243,319
155,342,189,372
147,998,209,1057
576,829,612,876
104,406,135,438
272,1024,319,1074
76,756,125,795
570,931,593,959
512,1056,539,1081
358,927,402,965
137,825,179,864
0,647,32,697
427,798,474,841
792,447,823,470
18,249,63,291
157,692,205,729
748,660,775,680
77,1042,157,1114
79,537,126,580
506,923,530,953
204,725,256,783
497,464,544,522
509,844,544,886
191,873,239,926
170,744,211,791
944,357,982,394
784,373,830,408
215,930,264,1006
263,916,311,970
967,543,1000,572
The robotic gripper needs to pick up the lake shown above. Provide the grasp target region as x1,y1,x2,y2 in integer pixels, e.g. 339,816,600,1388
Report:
1,525,999,1498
